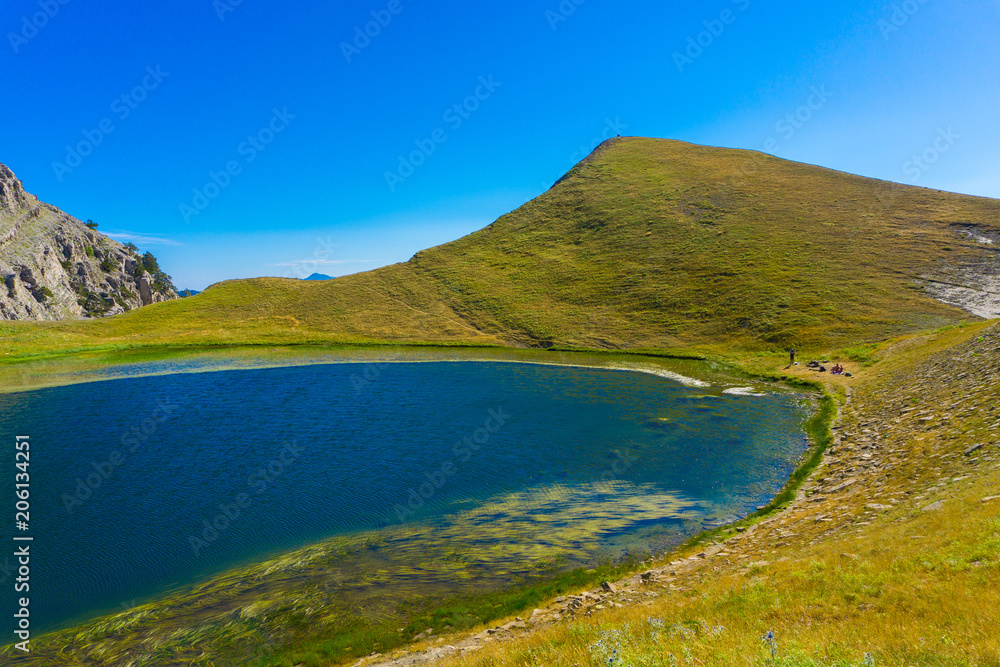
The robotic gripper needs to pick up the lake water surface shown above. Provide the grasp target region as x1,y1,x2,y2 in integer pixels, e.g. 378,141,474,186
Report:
0,355,811,633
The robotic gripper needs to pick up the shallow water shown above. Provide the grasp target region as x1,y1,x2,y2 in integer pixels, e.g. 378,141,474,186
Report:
0,357,809,633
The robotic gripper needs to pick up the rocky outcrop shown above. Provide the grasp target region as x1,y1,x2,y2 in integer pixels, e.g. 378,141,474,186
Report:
920,225,1000,319
0,163,176,320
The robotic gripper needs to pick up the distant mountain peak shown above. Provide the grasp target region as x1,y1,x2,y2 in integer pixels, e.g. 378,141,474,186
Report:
304,273,334,281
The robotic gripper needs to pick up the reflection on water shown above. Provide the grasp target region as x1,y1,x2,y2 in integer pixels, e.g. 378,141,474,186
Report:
0,357,809,634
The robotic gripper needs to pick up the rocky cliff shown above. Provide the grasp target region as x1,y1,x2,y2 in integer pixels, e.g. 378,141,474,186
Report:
0,163,177,320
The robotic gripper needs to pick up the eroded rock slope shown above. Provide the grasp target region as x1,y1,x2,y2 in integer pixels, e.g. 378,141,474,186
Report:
0,163,176,320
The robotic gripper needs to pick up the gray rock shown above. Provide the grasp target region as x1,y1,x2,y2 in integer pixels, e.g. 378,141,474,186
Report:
1,163,177,320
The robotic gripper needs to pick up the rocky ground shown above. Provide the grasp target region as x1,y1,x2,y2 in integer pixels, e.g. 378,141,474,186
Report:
1,162,176,320
922,225,1000,320
351,322,999,667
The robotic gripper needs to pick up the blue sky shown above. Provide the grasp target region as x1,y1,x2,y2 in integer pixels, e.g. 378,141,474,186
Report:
1,0,998,290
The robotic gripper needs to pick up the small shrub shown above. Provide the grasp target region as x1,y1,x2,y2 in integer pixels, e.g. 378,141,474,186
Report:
85,246,94,257
100,258,116,273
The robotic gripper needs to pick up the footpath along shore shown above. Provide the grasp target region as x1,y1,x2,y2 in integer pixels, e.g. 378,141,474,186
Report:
356,323,1000,666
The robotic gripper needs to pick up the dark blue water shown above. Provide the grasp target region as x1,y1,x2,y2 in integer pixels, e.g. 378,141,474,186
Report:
0,361,808,632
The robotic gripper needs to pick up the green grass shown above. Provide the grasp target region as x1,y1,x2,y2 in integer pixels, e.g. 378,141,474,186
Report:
247,560,639,667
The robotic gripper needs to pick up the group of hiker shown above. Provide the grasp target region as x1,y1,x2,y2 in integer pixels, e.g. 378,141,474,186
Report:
787,349,851,376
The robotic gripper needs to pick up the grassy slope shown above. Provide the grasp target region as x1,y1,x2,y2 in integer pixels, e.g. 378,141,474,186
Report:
3,138,999,360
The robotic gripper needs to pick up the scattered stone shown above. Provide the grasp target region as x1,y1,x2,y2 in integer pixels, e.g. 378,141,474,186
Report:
981,496,1000,503
923,501,945,512
965,443,985,456
601,581,617,593
865,503,893,511
829,478,858,493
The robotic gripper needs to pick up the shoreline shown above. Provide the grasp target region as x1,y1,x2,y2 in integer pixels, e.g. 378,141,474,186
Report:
0,341,727,395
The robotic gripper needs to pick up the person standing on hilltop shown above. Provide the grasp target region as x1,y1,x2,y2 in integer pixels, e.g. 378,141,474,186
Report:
789,348,796,366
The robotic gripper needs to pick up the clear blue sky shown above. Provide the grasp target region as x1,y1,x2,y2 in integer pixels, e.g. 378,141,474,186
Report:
2,0,998,290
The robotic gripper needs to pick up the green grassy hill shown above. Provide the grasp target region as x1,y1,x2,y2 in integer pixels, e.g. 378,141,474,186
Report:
4,137,999,358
